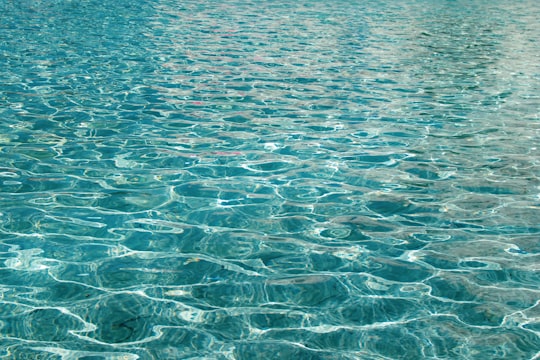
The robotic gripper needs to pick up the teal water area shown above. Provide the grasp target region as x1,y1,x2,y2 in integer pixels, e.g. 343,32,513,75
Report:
1,0,539,358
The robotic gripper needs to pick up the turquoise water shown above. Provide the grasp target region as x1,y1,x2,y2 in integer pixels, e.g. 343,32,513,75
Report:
1,0,539,358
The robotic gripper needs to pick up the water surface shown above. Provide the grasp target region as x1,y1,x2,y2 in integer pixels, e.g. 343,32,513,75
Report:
1,0,539,359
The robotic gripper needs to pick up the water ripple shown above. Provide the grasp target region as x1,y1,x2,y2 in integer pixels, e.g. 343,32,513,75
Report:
1,0,539,358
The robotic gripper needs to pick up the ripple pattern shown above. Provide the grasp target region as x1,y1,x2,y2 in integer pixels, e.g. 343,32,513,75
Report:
1,0,539,359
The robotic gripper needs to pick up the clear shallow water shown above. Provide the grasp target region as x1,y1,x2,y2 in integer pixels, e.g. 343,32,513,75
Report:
1,0,539,358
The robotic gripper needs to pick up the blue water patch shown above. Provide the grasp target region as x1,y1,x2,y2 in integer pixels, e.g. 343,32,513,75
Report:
1,0,539,358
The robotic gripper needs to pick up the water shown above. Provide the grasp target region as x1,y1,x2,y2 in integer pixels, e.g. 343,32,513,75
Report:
1,0,539,358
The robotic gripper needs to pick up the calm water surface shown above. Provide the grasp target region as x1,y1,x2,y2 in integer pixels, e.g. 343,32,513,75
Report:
1,0,539,359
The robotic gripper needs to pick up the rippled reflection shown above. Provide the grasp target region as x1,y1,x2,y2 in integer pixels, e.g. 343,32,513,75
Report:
1,0,539,358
